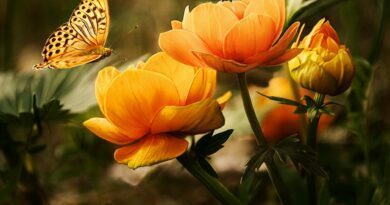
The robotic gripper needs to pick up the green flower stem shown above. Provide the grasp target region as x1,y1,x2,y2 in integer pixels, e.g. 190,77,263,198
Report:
177,153,241,205
237,73,292,205
307,93,325,148
306,92,325,205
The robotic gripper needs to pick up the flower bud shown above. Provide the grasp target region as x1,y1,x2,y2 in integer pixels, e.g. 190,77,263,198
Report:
288,19,355,96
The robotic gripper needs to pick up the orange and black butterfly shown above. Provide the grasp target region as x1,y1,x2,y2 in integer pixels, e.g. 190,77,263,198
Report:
34,0,111,69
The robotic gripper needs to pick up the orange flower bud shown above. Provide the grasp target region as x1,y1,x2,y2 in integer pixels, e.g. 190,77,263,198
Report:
159,0,301,73
83,52,231,168
288,19,355,96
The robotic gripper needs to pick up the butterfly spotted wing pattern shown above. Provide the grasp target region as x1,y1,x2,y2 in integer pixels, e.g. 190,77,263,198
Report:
34,0,111,69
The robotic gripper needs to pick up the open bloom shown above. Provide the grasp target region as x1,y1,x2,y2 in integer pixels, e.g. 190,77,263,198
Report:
84,52,230,168
159,0,301,73
288,19,355,96
257,77,333,142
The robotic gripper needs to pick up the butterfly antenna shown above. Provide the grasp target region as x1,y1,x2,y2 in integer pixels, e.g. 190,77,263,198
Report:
110,24,139,49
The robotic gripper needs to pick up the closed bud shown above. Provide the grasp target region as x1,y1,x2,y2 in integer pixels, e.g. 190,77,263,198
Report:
288,19,355,96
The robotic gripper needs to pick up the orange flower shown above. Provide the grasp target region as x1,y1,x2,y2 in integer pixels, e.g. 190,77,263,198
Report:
83,52,231,168
258,77,333,142
159,0,301,73
288,19,355,95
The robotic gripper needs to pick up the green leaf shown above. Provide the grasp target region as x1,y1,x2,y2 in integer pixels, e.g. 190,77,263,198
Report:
195,129,233,157
274,136,328,178
238,172,264,205
303,95,316,108
258,92,304,107
288,0,348,25
319,105,335,116
38,99,72,122
197,157,218,178
242,146,272,181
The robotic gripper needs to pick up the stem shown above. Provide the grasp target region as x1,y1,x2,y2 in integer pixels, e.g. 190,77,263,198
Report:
237,73,292,205
236,73,266,146
306,93,325,205
177,153,241,205
307,93,325,148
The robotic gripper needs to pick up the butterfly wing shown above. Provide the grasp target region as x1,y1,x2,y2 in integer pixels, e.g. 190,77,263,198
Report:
69,0,110,47
34,0,110,69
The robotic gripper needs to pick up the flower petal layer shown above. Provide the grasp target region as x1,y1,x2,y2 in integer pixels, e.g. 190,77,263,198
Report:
219,1,247,19
188,3,239,56
159,29,212,67
95,67,120,114
141,52,196,104
263,48,302,66
244,22,300,65
83,118,135,145
105,69,180,138
244,0,284,37
223,14,276,61
150,99,224,134
186,68,216,104
217,91,232,109
193,51,252,73
114,134,188,169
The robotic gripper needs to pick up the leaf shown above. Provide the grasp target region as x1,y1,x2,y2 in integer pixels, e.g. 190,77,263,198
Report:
242,146,272,181
274,136,328,178
238,172,264,205
197,157,218,178
38,99,72,122
319,105,335,116
257,92,304,107
195,129,233,157
288,0,348,25
303,95,316,108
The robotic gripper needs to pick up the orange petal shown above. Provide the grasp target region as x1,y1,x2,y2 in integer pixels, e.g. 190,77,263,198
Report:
186,68,216,104
159,29,212,67
141,52,197,105
223,14,276,61
321,21,340,43
171,20,182,29
182,6,194,31
244,0,283,38
263,48,302,66
244,22,300,65
105,69,180,139
193,51,252,73
83,118,136,145
326,37,339,53
275,0,286,38
150,99,225,134
217,91,232,109
189,3,239,56
114,134,188,168
95,67,120,115
219,1,247,19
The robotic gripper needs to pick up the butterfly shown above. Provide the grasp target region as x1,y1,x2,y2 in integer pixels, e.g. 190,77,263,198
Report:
34,0,111,69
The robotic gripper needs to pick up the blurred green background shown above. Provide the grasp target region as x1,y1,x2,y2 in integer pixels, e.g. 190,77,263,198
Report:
0,0,389,204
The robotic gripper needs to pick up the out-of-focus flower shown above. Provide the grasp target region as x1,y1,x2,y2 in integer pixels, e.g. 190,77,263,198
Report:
159,0,301,73
257,77,333,142
288,19,355,96
84,52,231,169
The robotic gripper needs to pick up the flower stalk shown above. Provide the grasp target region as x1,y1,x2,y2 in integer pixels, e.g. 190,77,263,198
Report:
306,92,325,205
237,72,292,205
177,153,241,205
